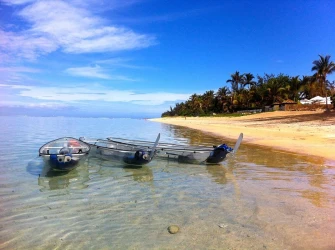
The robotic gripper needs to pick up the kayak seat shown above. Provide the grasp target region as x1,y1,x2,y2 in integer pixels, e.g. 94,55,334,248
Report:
59,147,71,155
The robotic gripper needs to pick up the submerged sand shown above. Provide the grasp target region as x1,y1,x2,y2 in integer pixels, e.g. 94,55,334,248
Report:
150,111,335,163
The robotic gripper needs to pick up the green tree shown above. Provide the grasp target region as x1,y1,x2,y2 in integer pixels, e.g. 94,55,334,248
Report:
311,55,335,110
215,87,231,112
201,90,215,114
300,76,313,99
174,102,187,116
243,73,256,107
226,71,244,92
188,93,203,116
256,75,264,86
226,71,245,106
328,80,335,108
243,73,256,90
263,74,289,105
289,76,301,102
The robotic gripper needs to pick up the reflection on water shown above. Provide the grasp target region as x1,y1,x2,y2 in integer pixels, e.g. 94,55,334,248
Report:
206,164,229,185
1,117,334,250
26,157,90,191
31,158,155,191
161,123,224,146
38,164,90,191
123,166,154,183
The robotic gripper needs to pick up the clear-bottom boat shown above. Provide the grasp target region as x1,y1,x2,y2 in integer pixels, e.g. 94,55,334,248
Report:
39,137,90,171
106,133,243,164
79,134,160,166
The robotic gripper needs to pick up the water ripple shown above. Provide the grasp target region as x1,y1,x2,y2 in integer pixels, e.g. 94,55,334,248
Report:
0,117,334,249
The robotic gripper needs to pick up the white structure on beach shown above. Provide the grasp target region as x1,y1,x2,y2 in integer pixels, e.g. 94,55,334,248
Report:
300,96,332,104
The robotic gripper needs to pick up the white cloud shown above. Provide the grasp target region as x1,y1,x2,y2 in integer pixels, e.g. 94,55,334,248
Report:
0,67,40,84
64,29,154,53
0,29,58,60
1,0,36,5
0,0,156,60
65,65,137,81
0,100,71,109
0,83,190,105
0,83,32,89
1,0,145,11
0,66,40,73
65,65,111,80
96,57,156,70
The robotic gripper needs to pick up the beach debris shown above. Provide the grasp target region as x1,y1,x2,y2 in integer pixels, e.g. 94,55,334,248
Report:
218,224,227,228
168,225,179,234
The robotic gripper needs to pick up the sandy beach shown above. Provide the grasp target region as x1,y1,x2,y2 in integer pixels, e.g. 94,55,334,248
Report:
150,110,335,164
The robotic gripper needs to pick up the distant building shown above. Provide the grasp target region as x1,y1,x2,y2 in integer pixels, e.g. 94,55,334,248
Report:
309,96,332,104
272,99,297,111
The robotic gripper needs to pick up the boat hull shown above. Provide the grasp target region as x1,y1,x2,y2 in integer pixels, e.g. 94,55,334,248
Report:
80,138,154,166
152,146,229,164
106,137,233,164
39,137,90,171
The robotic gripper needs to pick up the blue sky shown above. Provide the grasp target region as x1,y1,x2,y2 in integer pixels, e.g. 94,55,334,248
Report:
1,0,335,118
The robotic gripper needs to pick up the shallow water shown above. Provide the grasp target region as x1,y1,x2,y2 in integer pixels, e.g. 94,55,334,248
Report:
0,116,334,249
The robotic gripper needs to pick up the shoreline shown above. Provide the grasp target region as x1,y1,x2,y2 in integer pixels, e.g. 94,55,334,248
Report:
149,110,335,164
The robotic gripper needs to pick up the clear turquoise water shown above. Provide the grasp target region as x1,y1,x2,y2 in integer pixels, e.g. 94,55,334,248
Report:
0,116,334,249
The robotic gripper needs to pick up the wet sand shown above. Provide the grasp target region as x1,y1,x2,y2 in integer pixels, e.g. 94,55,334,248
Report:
150,111,335,164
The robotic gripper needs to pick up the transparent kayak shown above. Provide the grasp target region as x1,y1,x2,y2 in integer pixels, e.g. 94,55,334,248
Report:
39,137,90,171
79,134,160,166
106,133,243,164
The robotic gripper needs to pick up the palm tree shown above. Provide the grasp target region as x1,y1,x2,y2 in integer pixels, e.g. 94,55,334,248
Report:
216,87,230,99
328,80,335,109
300,76,312,99
188,93,203,116
215,87,231,112
264,76,287,105
311,55,335,110
174,102,187,116
289,76,301,102
243,73,256,90
226,71,244,93
226,71,244,106
242,73,256,108
256,75,264,87
201,90,215,114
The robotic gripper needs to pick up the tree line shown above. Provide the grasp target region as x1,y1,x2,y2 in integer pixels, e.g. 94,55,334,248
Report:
162,55,335,117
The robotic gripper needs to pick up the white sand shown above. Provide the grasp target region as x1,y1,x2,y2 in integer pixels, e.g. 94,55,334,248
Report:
150,111,335,163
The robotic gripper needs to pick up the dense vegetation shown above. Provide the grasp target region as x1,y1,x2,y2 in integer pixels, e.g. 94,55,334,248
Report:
162,55,335,117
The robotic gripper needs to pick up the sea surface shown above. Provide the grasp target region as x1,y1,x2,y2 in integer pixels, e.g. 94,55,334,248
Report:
0,116,334,250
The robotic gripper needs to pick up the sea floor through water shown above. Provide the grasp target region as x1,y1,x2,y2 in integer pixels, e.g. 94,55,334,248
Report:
0,116,334,249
